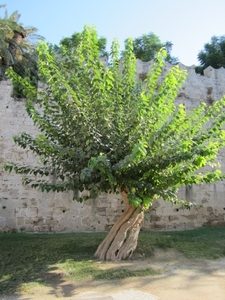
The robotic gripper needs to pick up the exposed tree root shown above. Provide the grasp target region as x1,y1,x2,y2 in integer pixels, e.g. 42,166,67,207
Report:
94,191,144,261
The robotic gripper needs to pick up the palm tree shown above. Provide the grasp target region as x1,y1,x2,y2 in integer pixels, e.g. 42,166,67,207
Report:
0,5,43,82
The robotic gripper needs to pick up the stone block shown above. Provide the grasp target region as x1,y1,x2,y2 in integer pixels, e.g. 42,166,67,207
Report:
198,206,207,215
150,214,161,222
104,224,113,231
153,224,166,230
45,217,53,225
82,217,91,226
4,217,16,228
53,207,66,216
28,207,38,218
168,215,179,221
106,215,119,224
96,207,106,216
183,214,197,220
17,217,25,226
0,217,5,229
185,222,195,228
29,198,38,207
207,206,214,213
106,207,118,216
40,225,50,232
196,214,207,224
0,207,13,218
24,217,34,225
10,189,19,199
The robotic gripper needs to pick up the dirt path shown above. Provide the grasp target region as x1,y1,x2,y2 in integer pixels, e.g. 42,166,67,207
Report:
2,250,225,300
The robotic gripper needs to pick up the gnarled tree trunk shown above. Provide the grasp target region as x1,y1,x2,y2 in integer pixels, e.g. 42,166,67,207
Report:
94,191,144,261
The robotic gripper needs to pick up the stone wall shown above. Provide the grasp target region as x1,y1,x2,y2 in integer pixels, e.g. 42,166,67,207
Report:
1,62,225,232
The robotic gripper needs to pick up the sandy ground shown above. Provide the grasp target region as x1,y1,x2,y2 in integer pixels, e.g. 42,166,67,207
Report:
1,250,225,300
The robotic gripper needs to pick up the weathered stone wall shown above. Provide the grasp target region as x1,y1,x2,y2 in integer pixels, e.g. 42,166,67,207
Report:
1,62,225,232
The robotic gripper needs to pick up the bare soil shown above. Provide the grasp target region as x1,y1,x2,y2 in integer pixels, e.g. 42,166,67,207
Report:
3,250,225,300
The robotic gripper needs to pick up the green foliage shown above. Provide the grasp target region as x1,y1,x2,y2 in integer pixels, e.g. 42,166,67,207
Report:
0,4,43,96
126,32,178,64
5,25,225,210
58,32,108,58
196,35,225,74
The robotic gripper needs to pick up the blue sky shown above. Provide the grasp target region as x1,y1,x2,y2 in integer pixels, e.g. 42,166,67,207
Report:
2,0,225,66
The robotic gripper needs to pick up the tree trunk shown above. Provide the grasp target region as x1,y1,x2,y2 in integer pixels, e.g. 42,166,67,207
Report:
8,31,24,58
94,191,144,261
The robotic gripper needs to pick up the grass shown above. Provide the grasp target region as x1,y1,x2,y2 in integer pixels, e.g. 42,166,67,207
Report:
137,227,225,260
0,227,225,295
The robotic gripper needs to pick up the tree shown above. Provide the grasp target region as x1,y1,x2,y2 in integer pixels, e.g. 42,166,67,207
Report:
196,35,225,74
5,26,225,261
125,32,178,64
0,4,43,94
55,32,108,58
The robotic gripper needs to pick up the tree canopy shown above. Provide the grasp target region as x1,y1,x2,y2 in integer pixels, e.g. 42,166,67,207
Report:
127,32,178,64
5,26,225,260
196,35,225,74
0,4,43,95
59,32,108,58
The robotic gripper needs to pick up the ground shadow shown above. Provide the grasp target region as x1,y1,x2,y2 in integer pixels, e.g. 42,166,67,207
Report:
0,232,106,298
0,232,159,298
1,228,225,298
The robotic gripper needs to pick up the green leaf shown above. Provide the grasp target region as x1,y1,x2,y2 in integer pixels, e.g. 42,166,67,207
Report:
128,193,142,207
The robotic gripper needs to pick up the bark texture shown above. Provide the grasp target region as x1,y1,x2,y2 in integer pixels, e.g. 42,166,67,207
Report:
8,31,24,58
94,191,144,261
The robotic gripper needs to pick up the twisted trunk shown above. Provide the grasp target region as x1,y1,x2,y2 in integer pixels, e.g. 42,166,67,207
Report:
94,191,144,261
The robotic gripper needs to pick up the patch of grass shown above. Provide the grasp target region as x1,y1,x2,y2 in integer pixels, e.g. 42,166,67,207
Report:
94,267,159,280
58,259,159,281
17,281,46,294
0,232,105,295
57,259,100,281
137,227,225,260
0,227,225,295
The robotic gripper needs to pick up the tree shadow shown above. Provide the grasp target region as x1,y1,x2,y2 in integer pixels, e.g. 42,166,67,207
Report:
1,229,225,298
0,232,106,298
0,231,162,298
